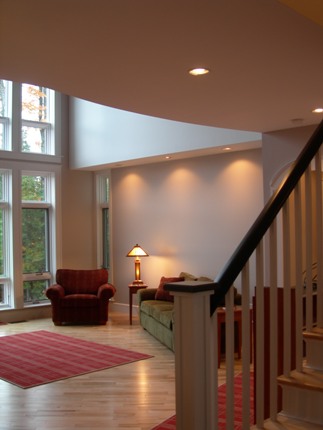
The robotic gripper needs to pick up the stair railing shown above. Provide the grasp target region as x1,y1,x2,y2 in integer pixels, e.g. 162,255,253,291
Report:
166,119,323,429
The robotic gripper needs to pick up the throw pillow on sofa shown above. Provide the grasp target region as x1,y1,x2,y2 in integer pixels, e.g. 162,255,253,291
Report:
155,276,185,302
179,272,214,283
179,271,198,281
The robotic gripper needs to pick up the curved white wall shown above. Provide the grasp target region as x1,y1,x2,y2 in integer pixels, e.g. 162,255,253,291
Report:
69,97,261,169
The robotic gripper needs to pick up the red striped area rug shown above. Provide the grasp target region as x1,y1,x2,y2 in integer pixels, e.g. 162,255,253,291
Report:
0,330,152,388
151,373,254,430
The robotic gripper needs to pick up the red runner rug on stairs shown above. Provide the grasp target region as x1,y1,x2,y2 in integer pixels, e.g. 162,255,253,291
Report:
0,330,152,388
151,373,254,430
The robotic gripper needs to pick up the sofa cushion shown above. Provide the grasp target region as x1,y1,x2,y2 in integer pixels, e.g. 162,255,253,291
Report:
155,276,185,302
141,300,173,316
140,300,174,329
158,310,174,330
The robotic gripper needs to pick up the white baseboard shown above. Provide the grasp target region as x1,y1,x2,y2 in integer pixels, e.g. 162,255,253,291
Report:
110,301,130,313
0,305,52,323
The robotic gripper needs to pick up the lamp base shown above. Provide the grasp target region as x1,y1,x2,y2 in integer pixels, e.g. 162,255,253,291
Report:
132,279,144,285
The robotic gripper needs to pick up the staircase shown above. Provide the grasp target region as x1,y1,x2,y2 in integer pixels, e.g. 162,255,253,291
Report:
166,119,323,430
276,328,323,428
260,327,323,429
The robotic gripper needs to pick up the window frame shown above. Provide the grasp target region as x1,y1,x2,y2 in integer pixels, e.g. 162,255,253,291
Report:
0,79,12,151
0,117,10,151
21,83,55,155
0,169,12,308
21,119,52,155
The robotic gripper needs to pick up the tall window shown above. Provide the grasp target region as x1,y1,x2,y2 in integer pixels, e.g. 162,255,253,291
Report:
22,173,52,305
96,174,110,271
21,83,54,155
102,207,110,269
0,79,60,310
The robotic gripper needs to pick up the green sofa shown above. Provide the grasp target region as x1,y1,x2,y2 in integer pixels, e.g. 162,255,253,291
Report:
137,273,241,351
138,287,175,350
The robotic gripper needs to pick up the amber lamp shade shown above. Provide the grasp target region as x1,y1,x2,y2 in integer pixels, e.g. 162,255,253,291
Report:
126,244,149,284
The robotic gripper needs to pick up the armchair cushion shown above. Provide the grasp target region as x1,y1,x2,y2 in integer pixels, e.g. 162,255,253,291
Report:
60,294,100,307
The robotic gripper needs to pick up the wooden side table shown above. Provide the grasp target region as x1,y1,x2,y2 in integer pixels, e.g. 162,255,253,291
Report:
128,283,148,325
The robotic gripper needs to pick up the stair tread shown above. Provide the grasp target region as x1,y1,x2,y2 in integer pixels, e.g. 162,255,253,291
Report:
303,327,323,341
256,415,323,429
277,369,323,392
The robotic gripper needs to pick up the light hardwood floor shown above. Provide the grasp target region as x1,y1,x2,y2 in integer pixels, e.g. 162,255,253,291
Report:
0,306,237,430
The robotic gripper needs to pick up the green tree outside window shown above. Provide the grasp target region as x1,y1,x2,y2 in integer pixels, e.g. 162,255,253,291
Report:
22,175,49,303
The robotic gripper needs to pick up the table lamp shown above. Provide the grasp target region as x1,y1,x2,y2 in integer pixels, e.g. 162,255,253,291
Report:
126,244,149,284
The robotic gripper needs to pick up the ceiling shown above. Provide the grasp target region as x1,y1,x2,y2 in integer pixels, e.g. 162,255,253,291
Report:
1,0,323,134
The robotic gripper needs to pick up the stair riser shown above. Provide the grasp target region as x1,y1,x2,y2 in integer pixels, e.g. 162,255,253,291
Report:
281,386,323,425
305,339,323,371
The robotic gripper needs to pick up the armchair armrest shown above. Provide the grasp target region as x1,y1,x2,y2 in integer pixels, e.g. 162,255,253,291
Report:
137,288,157,306
97,283,116,301
46,284,65,301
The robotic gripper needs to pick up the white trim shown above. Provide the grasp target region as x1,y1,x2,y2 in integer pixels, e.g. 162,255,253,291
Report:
0,150,62,164
22,272,51,281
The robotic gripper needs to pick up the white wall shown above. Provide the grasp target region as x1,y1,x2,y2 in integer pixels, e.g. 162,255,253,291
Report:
60,96,97,269
67,99,320,308
111,148,263,305
61,169,97,268
69,97,261,169
262,125,317,202
261,124,318,287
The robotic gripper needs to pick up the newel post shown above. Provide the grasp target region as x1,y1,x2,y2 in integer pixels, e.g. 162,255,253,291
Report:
165,281,216,430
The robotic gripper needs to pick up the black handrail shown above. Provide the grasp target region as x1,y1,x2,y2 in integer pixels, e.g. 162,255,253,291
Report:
211,119,323,315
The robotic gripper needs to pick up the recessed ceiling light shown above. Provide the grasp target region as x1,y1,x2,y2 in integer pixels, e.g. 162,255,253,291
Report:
223,147,231,151
312,107,323,113
189,68,210,76
165,155,172,159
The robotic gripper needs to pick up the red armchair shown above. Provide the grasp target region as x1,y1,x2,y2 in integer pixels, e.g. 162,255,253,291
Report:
46,269,116,325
